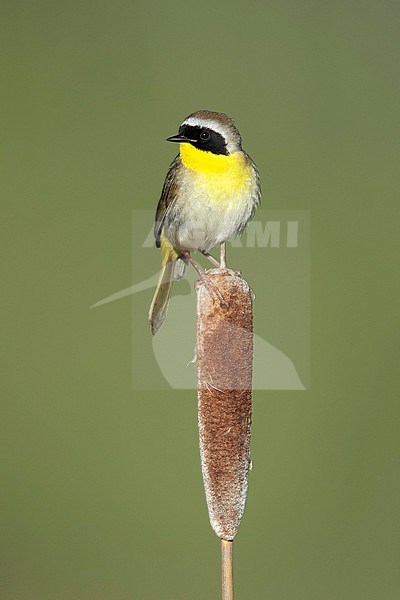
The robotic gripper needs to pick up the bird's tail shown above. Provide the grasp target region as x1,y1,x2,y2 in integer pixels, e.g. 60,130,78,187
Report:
150,259,186,335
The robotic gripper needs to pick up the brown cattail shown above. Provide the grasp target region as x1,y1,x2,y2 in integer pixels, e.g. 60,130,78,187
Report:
196,269,253,541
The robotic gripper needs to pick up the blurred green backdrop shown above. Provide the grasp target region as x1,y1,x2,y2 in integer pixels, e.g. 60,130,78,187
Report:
1,1,399,598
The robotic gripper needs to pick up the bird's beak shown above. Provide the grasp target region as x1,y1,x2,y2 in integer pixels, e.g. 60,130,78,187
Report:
166,134,196,143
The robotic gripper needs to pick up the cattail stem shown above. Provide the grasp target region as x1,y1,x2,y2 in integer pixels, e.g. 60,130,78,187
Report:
221,539,234,600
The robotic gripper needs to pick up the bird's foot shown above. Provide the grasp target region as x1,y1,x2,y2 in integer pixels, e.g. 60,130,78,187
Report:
195,272,228,306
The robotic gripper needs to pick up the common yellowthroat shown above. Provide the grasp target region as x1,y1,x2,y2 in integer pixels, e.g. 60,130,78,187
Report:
149,110,261,335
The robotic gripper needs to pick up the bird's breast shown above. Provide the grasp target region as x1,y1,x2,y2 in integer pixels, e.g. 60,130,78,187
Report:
163,147,258,253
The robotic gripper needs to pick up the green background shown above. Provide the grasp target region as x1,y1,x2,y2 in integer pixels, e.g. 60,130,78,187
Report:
2,1,399,598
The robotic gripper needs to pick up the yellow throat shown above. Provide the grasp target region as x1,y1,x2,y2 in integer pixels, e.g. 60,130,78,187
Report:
179,143,246,176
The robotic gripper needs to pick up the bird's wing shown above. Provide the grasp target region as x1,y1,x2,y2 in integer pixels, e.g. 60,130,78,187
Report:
154,155,181,248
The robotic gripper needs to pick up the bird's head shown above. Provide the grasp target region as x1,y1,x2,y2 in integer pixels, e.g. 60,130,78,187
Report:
166,110,242,156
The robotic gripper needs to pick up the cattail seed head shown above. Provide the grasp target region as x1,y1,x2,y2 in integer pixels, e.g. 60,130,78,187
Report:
196,270,253,540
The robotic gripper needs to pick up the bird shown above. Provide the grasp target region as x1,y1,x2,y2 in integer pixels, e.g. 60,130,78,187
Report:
149,110,261,335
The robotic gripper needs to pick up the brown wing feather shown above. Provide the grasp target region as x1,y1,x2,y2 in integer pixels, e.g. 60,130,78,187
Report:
154,155,181,248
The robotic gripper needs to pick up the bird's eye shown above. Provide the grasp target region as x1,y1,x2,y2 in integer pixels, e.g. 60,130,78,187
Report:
200,130,211,141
